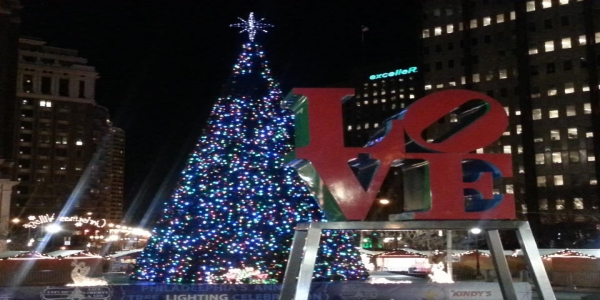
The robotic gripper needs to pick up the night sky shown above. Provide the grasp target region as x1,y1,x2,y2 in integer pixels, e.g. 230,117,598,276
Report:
19,0,419,225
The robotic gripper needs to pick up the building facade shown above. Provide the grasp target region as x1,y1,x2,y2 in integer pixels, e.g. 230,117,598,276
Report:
7,38,124,246
420,0,600,247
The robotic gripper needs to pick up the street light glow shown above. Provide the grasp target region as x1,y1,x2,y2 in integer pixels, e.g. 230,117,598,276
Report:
470,228,482,235
379,199,390,205
45,223,62,233
11,218,20,224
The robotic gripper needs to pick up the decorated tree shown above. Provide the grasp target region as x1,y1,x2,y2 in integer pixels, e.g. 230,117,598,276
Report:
133,13,367,284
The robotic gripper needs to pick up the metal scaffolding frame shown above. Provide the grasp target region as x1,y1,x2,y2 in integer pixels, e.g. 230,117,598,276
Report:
280,220,556,300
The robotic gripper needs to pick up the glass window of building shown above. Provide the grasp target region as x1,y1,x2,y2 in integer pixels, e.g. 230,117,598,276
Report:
503,146,511,154
579,35,587,45
483,16,491,26
434,27,442,36
548,87,557,96
569,151,580,163
41,77,52,94
544,19,553,29
561,16,569,26
59,78,69,97
554,175,564,186
446,24,454,34
497,14,505,23
584,103,591,114
551,130,560,140
472,73,480,83
461,76,466,85
591,177,597,185
537,176,547,187
470,19,477,29
583,85,590,92
556,199,565,210
566,105,576,116
347,125,352,131
568,128,577,139
542,0,552,8
549,110,559,118
422,29,430,38
499,69,507,79
552,152,562,163
533,109,542,120
506,184,514,194
485,72,494,81
526,1,535,12
588,153,595,161
546,63,555,73
596,32,600,43
559,0,569,4
586,131,594,138
534,136,544,142
529,48,538,55
574,198,584,210
510,11,516,20
565,82,575,94
545,40,555,52
539,199,548,211
504,106,510,115
516,125,522,134
459,22,464,31
561,37,572,49
535,153,545,165
22,75,33,93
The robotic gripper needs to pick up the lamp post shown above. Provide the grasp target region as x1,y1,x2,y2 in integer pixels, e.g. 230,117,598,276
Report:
470,228,482,278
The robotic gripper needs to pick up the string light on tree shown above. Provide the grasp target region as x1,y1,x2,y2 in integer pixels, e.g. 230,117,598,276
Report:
133,13,367,284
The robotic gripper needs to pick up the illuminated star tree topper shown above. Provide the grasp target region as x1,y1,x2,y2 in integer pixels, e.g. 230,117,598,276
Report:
230,12,273,41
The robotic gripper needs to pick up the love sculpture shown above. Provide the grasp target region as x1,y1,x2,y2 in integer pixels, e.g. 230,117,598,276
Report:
280,88,556,300
286,88,514,221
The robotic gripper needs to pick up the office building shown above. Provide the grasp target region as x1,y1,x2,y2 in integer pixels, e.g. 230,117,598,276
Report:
420,0,600,246
8,38,124,236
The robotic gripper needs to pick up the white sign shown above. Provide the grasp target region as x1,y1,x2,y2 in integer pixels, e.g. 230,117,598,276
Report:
23,213,107,229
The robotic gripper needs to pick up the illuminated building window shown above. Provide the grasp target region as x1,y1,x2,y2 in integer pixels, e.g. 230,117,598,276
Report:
526,1,536,12
535,153,545,165
551,130,560,140
347,125,352,131
510,11,516,20
529,48,538,55
516,125,522,134
458,22,464,31
540,199,548,211
584,103,591,114
470,19,477,29
534,137,544,143
422,29,430,38
533,108,542,120
542,0,552,8
409,94,415,99
485,71,494,81
460,76,466,85
516,110,521,116
564,82,575,94
476,148,484,154
545,40,555,52
519,166,525,174
483,16,491,26
355,102,360,107
549,110,559,118
434,27,442,36
566,105,576,116
561,37,572,49
503,131,510,136
552,152,562,163
503,146,511,154
374,123,379,128
554,175,564,186
574,198,584,210
436,84,444,89
583,85,590,92
363,100,369,105
496,13,505,24
591,178,597,185
357,124,362,130
472,74,480,83
76,139,83,146
559,0,568,4
518,146,523,154
556,199,565,210
587,132,594,138
537,176,546,187
364,123,369,129
449,81,456,87
504,107,510,116
579,35,587,45
588,153,595,161
40,100,52,107
499,69,507,79
446,24,454,34
568,128,577,139
596,32,600,43
506,184,514,194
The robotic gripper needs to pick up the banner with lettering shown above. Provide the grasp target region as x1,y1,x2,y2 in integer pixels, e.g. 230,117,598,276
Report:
0,282,531,300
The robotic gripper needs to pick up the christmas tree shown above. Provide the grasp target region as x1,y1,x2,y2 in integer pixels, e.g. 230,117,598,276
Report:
133,13,367,284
